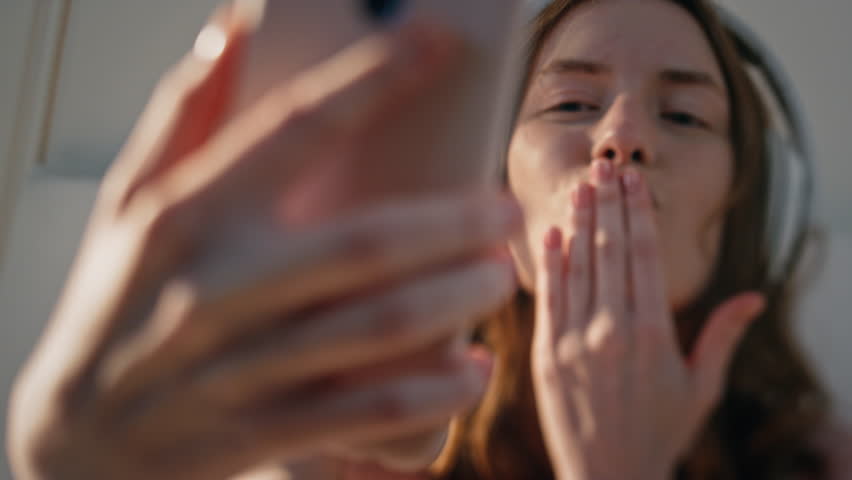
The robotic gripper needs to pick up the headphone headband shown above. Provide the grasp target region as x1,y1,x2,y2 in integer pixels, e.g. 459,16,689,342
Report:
713,3,814,285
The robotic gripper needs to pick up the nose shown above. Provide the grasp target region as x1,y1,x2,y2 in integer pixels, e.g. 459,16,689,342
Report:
590,97,654,166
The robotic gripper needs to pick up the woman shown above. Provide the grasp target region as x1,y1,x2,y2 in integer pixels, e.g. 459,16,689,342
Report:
6,0,849,479
434,1,851,479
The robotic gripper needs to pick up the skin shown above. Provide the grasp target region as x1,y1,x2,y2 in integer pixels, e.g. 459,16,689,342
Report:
511,1,765,478
515,2,850,479
7,1,849,480
255,1,852,478
7,9,512,480
508,0,733,311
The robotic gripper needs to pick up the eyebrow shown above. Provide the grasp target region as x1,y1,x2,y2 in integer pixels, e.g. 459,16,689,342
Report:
540,58,725,95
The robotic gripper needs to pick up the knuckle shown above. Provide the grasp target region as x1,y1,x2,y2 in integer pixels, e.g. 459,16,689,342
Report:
133,192,198,266
586,314,628,360
594,231,621,261
154,278,208,341
555,334,585,365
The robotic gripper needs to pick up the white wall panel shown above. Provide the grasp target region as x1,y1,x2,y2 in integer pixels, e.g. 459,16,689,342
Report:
42,0,220,177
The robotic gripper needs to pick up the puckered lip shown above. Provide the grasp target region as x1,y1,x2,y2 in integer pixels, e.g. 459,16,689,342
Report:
565,175,662,211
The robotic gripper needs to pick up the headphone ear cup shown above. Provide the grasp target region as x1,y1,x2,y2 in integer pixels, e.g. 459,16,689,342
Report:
765,130,809,283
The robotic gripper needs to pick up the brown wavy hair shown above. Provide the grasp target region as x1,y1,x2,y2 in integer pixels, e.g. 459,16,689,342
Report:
433,1,830,479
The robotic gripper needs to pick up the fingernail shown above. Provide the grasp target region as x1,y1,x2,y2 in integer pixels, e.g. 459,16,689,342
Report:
592,159,614,183
621,168,642,195
544,226,562,249
194,20,228,62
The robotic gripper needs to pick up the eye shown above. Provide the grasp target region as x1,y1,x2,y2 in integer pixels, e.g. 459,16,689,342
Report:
549,101,599,113
662,111,708,128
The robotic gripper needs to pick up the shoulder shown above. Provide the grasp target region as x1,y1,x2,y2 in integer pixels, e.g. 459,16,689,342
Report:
811,420,852,480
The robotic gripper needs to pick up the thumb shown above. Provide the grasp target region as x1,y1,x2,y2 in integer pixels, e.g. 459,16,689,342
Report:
690,292,765,412
108,2,247,207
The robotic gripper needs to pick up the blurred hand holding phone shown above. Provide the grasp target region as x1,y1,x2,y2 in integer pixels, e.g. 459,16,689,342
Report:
6,2,528,479
231,0,526,221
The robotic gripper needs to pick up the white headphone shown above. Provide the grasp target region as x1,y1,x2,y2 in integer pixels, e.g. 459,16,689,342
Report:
712,4,814,286
523,0,815,286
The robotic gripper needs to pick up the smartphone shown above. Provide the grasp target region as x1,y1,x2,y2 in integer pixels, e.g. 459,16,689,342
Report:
230,0,526,220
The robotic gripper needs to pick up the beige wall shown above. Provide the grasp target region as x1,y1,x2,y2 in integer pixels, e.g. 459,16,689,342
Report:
0,176,97,479
0,1,218,477
1,1,850,479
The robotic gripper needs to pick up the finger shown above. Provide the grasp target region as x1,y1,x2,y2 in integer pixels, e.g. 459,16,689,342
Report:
142,21,462,222
565,182,594,331
331,346,491,472
121,347,482,478
187,262,514,405
123,338,462,454
185,260,513,407
96,23,468,399
532,227,564,352
590,159,628,323
214,362,486,477
621,168,676,350
99,192,519,410
114,255,514,415
103,4,247,211
690,292,765,413
330,427,449,474
186,191,521,325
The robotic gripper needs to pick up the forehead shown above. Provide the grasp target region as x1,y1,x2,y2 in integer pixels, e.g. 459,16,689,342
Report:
535,0,725,86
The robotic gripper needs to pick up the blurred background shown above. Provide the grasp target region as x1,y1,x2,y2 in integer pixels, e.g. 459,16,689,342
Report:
0,1,849,478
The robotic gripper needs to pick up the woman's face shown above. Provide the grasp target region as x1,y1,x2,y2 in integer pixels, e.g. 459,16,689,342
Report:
508,0,733,310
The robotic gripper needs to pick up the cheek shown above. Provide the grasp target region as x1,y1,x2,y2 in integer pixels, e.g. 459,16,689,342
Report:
656,146,733,309
506,126,591,291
